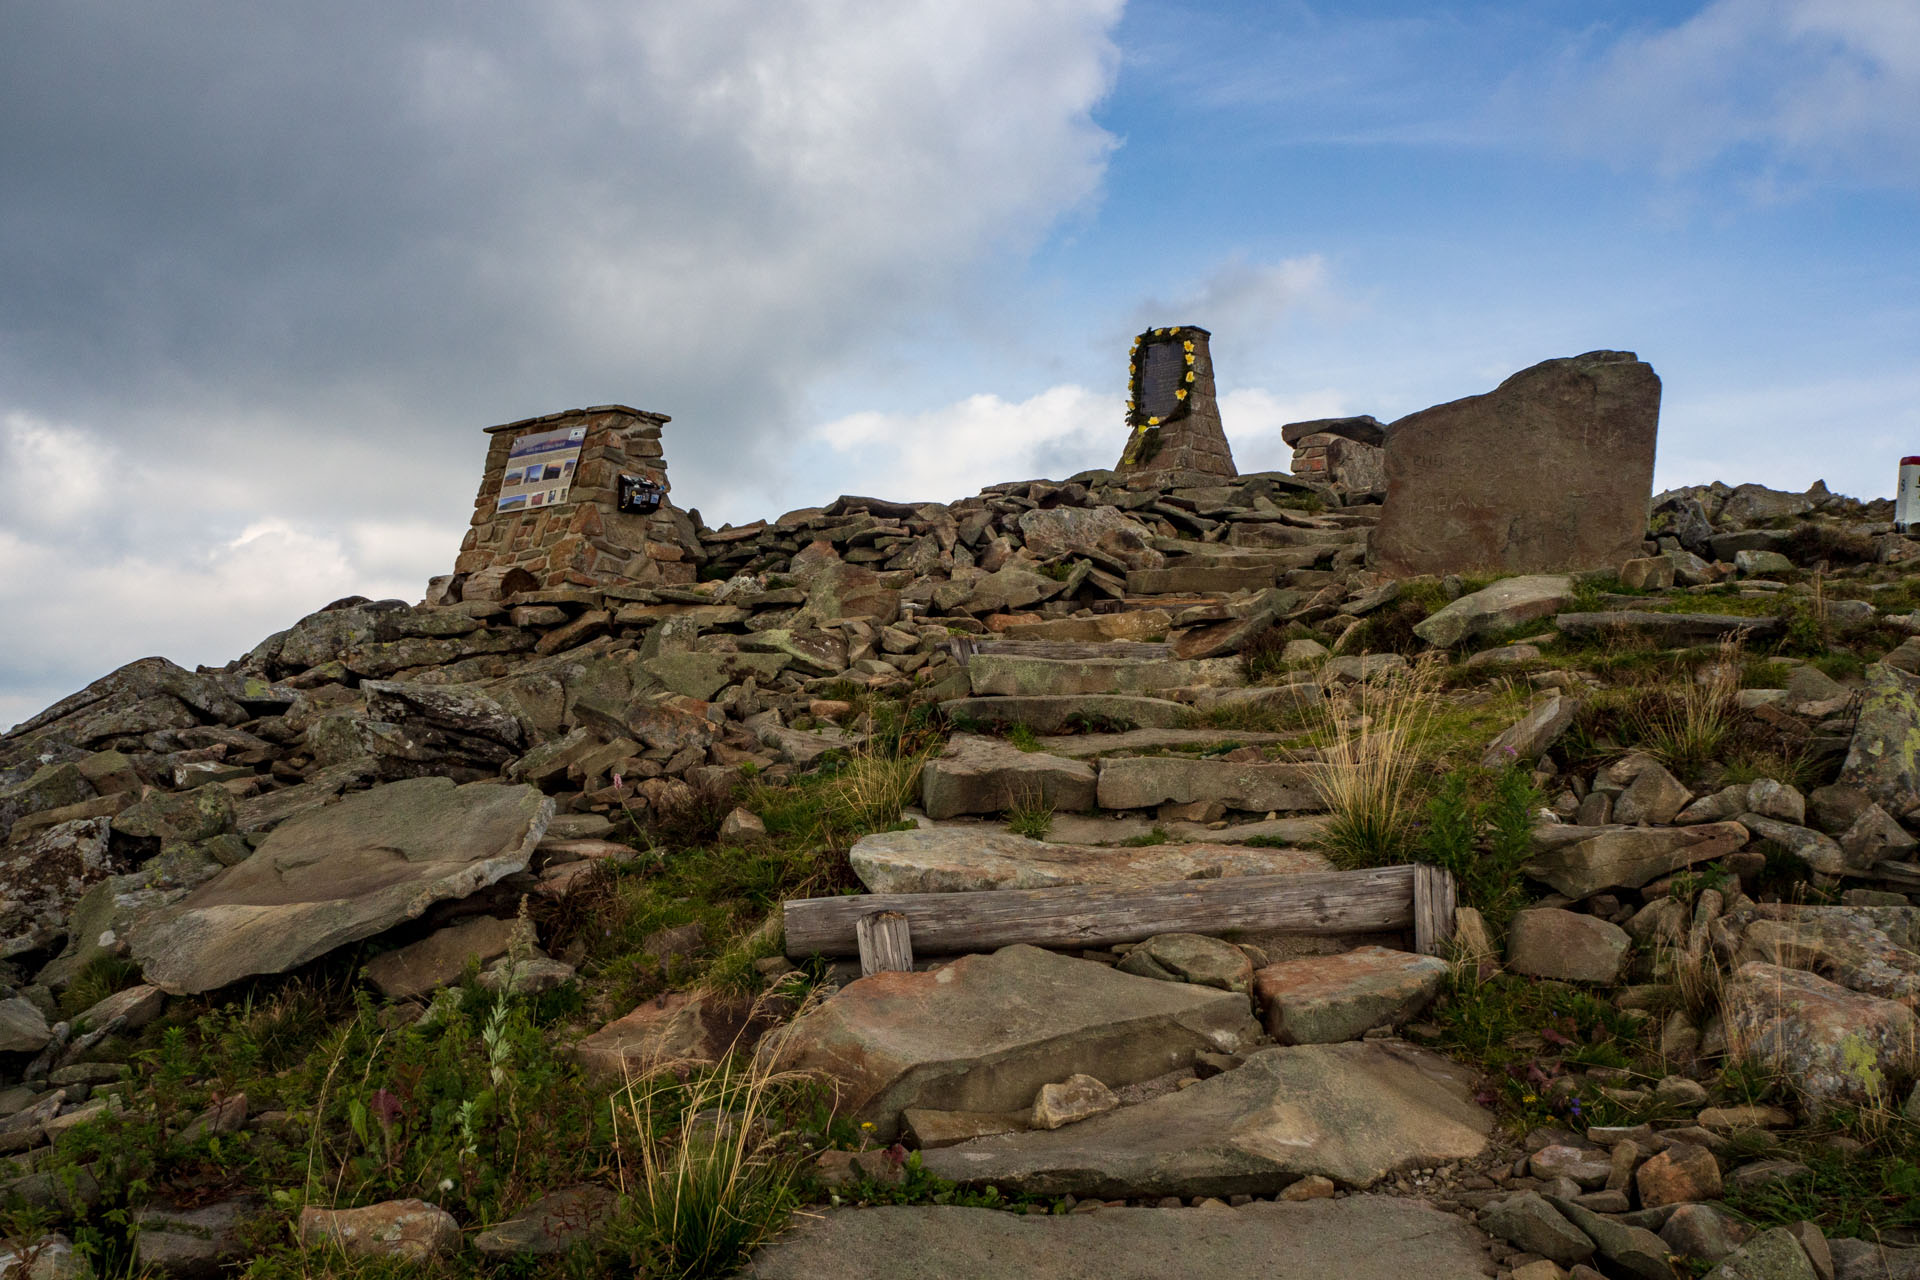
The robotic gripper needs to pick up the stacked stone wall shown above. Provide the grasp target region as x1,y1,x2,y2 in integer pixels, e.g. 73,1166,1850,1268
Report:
454,405,702,589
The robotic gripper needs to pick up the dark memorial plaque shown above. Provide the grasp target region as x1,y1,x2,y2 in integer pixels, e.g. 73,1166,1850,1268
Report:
1117,324,1236,478
1138,340,1187,423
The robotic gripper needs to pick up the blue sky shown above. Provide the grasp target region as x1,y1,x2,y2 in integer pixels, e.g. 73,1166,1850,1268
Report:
3,0,1917,726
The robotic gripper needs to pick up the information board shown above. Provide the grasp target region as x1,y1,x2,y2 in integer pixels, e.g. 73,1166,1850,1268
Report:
1138,339,1188,423
496,425,587,513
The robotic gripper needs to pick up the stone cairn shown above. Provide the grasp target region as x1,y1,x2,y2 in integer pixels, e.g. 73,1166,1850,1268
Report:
452,405,703,599
1114,326,1237,481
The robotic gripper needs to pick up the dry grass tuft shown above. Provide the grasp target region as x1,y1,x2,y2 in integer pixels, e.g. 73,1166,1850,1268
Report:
1306,656,1443,867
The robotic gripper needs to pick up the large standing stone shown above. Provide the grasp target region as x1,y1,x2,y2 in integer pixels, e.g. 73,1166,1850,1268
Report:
919,1040,1492,1196
129,778,551,995
762,945,1259,1139
1723,962,1918,1105
1370,351,1661,577
919,735,1097,820
849,828,1330,894
1252,947,1449,1044
745,1198,1497,1280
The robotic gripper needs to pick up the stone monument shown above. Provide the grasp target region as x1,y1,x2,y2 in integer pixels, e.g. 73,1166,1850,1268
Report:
1368,351,1661,577
451,404,703,597
1114,326,1237,480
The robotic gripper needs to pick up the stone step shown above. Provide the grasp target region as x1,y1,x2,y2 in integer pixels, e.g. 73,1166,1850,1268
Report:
849,827,1331,893
968,653,1244,699
969,638,1173,661
941,695,1192,733
1033,729,1302,760
918,1040,1492,1198
1096,756,1322,814
763,945,1260,1140
745,1198,1496,1280
920,734,1097,820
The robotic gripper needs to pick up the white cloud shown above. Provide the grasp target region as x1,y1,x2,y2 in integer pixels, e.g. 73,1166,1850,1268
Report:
1,414,113,526
1552,0,1920,183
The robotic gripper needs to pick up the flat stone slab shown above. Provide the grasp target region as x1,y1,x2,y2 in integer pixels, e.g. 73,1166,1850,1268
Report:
745,1197,1496,1280
941,696,1191,733
762,945,1259,1140
1097,756,1321,813
1035,729,1297,760
1525,821,1748,899
1253,946,1449,1044
968,654,1244,699
1413,576,1575,649
921,734,1097,820
849,828,1332,893
131,777,551,995
920,1040,1492,1197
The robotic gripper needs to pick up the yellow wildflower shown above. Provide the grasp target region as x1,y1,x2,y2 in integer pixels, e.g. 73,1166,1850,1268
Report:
1175,388,1187,399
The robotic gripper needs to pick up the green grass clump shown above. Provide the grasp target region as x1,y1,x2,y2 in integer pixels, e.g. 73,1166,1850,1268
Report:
1414,767,1538,933
1004,722,1042,752
1005,790,1054,840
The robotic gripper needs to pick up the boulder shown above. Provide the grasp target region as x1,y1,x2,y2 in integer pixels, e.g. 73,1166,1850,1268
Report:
1736,906,1920,1005
473,1185,618,1258
1507,909,1631,983
1094,757,1320,814
1637,1141,1723,1207
0,764,96,843
1840,665,1920,814
1525,822,1749,899
130,778,551,995
1620,556,1677,591
762,945,1259,1139
1031,1074,1119,1129
1723,962,1918,1105
1412,576,1575,649
112,786,235,843
298,1199,459,1263
1611,760,1691,826
134,1197,260,1278
1706,1227,1819,1280
0,818,118,939
1483,1191,1595,1267
918,1040,1492,1196
362,915,520,1000
1252,947,1448,1044
918,735,1097,820
1369,351,1660,577
0,998,51,1054
573,993,766,1082
848,828,1330,894
1547,1196,1680,1280
1118,933,1255,994
1739,814,1850,876
1016,507,1165,572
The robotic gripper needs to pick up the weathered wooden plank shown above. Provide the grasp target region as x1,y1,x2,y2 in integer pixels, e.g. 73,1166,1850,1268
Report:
1412,864,1457,957
784,866,1416,958
856,911,915,977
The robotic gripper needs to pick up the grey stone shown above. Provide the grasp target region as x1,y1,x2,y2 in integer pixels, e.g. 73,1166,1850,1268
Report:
1483,1191,1595,1266
1735,550,1796,578
0,999,51,1054
967,654,1244,699
1612,760,1692,825
73,984,165,1035
130,778,551,995
1723,961,1917,1105
1661,1201,1753,1265
362,916,519,1000
745,1197,1498,1280
1548,1195,1677,1280
919,735,1097,820
1094,757,1320,814
1840,664,1920,814
1508,909,1630,983
919,1040,1491,1196
1031,1074,1120,1129
1117,933,1256,994
1840,804,1916,863
1252,946,1448,1044
1483,694,1578,768
1525,822,1749,898
1747,779,1807,825
1412,576,1575,648
1553,611,1786,643
0,818,118,941
297,1199,460,1262
764,945,1259,1140
134,1198,259,1278
1707,1227,1818,1280
1739,813,1851,875
1735,906,1920,1005
1831,1238,1920,1280
1017,507,1165,572
848,828,1331,894
1370,351,1660,577
473,1185,617,1258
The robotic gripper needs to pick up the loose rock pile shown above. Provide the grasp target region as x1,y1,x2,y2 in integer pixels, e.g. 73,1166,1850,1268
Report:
3,365,1920,1275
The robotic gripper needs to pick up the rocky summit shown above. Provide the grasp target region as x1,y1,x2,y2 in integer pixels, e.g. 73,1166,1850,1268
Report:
0,354,1918,1279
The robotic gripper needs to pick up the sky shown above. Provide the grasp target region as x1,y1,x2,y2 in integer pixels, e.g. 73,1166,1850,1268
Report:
3,0,1918,729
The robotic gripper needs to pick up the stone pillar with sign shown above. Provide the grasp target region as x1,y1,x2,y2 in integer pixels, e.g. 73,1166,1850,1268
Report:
1114,325,1237,481
451,404,702,594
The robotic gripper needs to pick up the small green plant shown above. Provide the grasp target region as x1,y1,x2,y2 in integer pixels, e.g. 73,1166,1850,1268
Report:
1005,722,1042,752
1307,658,1440,867
1005,789,1054,840
1630,635,1746,779
1412,767,1539,931
610,1054,806,1279
1121,827,1171,847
